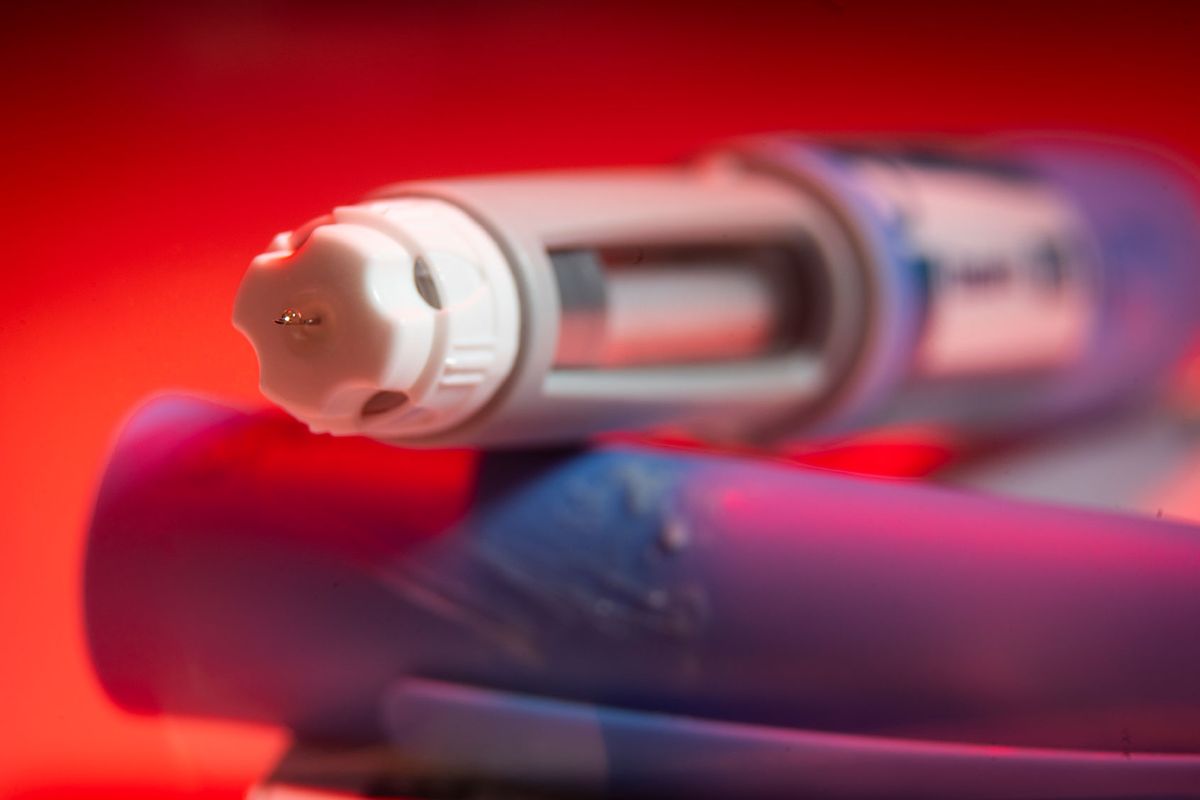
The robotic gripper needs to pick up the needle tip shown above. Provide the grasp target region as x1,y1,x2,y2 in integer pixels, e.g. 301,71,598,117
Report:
275,308,319,326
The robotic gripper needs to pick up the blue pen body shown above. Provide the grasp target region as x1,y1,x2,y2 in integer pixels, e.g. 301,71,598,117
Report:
87,398,1200,760
736,136,1200,438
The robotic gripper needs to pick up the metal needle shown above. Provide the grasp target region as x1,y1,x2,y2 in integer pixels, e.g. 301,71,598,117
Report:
274,308,320,326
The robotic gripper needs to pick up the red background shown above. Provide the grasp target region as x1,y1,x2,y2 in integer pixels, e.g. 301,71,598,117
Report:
3,2,1200,796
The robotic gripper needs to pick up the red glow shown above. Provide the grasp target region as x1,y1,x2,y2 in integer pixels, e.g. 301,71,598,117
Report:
782,429,960,478
603,425,959,479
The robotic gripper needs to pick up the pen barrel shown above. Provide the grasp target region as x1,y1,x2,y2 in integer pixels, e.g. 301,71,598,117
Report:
86,397,1200,752
384,136,1200,445
376,165,848,444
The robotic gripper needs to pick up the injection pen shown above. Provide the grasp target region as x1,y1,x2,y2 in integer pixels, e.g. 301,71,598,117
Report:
233,136,1200,446
86,398,1200,796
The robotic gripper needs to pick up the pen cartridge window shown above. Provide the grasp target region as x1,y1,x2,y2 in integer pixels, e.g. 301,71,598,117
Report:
550,241,825,368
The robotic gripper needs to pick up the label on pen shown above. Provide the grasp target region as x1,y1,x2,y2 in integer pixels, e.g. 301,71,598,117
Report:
844,151,1097,377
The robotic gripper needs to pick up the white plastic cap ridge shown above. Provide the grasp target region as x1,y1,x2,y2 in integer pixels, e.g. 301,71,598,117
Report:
232,198,520,439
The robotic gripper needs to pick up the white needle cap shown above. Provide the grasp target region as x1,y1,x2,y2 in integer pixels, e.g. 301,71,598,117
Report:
233,198,519,439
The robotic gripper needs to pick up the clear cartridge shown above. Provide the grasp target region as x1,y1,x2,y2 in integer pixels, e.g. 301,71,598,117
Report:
233,136,1200,446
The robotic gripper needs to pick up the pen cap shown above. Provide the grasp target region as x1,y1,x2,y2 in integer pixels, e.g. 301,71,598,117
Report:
233,199,519,437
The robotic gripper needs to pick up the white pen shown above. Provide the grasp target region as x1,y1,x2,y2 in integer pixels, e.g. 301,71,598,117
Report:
234,135,1200,446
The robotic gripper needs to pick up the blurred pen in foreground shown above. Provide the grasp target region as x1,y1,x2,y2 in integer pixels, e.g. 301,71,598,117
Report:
86,397,1200,797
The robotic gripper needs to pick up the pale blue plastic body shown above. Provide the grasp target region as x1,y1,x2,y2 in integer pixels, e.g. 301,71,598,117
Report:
740,137,1200,436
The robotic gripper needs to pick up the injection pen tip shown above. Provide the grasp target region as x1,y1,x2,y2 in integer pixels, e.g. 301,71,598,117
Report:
274,308,320,326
